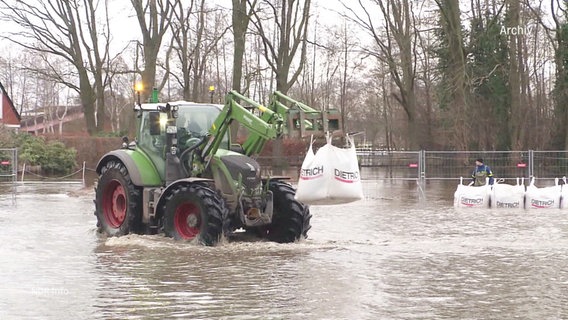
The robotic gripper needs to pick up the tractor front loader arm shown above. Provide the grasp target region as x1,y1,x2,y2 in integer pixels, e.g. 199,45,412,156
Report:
268,91,342,138
200,90,283,161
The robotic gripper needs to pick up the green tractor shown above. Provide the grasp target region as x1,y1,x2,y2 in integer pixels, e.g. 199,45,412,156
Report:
94,90,326,245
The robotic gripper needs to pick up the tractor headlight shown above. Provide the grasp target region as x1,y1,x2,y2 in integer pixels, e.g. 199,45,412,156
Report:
159,113,168,129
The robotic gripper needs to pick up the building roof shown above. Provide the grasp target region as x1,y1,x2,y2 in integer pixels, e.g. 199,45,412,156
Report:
0,81,21,124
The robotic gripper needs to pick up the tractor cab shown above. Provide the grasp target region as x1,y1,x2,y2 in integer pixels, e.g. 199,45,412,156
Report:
135,102,228,182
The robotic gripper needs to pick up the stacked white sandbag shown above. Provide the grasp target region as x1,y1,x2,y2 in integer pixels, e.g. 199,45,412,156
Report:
525,177,561,209
491,178,525,209
454,177,491,208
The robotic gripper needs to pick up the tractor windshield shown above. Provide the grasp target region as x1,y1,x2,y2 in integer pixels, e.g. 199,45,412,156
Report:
176,104,229,150
176,104,219,136
137,103,228,168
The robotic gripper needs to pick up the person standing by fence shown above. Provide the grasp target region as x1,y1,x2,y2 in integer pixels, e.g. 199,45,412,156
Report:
472,158,494,186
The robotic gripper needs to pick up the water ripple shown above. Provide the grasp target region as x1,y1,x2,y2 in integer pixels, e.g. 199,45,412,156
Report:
3,180,568,319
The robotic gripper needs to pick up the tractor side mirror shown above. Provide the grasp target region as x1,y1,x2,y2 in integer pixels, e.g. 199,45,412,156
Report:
149,111,161,135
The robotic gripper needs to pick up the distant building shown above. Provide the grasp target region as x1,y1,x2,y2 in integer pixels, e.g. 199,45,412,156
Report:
20,105,84,135
0,81,21,129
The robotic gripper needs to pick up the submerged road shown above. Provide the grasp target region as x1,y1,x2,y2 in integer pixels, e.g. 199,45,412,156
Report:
2,172,568,319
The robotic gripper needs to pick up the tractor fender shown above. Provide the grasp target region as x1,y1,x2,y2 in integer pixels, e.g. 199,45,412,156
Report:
96,150,162,187
154,177,215,218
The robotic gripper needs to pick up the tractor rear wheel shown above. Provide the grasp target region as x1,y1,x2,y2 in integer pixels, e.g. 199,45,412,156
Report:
95,160,142,236
262,180,312,243
161,184,225,245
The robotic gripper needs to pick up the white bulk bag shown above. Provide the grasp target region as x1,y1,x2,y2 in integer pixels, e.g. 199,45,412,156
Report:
525,177,561,209
491,178,525,209
294,142,329,204
295,135,364,205
453,177,491,208
561,177,568,209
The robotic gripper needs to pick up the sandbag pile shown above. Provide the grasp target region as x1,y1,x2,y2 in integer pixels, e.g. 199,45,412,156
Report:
454,177,568,209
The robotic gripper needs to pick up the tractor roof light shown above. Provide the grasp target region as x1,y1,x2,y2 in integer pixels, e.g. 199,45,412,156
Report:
209,86,215,103
134,82,144,110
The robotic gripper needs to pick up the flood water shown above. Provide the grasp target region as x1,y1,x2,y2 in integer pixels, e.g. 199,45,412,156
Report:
2,169,568,319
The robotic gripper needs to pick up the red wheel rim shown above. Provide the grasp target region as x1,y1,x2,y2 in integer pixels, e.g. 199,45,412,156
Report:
102,180,127,228
174,202,201,239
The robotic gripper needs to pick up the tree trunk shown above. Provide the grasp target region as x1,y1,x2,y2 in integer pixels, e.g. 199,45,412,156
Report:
80,72,97,135
507,0,522,150
232,0,254,93
437,0,469,149
132,0,175,102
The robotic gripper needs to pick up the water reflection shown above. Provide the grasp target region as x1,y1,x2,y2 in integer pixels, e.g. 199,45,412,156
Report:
93,236,367,319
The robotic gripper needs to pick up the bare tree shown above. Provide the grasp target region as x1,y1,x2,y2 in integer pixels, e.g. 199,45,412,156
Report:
0,51,33,116
523,2,555,148
0,0,112,135
413,8,437,149
337,22,365,135
168,1,229,101
169,0,197,100
243,35,272,100
251,0,312,94
343,0,420,149
303,22,365,134
232,0,258,93
249,0,312,174
435,0,469,149
55,104,69,136
131,0,177,101
106,56,132,133
507,0,524,150
529,0,568,149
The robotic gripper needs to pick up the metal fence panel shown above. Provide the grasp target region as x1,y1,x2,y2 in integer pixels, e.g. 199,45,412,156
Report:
353,150,568,181
0,148,17,183
531,151,568,180
358,151,421,180
423,151,529,181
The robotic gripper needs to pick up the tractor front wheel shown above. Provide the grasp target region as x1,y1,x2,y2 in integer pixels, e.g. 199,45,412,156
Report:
262,180,312,243
161,184,225,245
95,160,142,236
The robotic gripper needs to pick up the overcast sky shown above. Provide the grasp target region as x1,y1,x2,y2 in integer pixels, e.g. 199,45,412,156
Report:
93,0,347,55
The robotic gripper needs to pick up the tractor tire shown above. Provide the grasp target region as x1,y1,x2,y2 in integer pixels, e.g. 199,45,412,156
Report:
263,180,312,243
94,160,142,236
161,183,226,245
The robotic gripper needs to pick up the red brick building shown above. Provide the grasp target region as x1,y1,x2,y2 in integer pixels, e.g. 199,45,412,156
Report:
0,81,21,129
